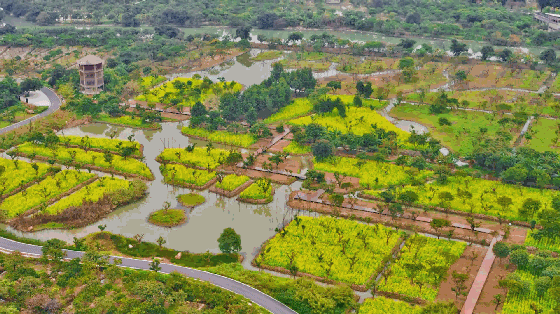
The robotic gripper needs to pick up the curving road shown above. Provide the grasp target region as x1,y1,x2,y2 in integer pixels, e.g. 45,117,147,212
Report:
0,236,297,314
0,87,62,135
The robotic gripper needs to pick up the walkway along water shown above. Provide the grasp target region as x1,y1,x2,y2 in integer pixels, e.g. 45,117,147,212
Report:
0,236,297,314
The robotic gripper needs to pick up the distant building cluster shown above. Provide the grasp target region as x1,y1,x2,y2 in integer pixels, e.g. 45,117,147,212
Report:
534,12,560,31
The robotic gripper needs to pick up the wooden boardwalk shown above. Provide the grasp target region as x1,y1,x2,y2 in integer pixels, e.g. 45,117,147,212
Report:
461,236,502,314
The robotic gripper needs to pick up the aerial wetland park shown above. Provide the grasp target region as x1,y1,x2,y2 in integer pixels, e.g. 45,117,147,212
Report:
3,0,560,313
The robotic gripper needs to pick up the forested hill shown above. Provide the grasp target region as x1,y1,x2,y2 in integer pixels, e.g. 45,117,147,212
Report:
0,0,554,46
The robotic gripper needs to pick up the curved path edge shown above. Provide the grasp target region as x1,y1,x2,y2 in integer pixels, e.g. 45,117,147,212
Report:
0,87,62,135
0,236,297,314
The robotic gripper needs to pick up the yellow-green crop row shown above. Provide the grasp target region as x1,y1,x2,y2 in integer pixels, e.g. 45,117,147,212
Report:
215,174,250,191
264,99,314,124
0,158,52,196
160,164,216,187
181,127,256,148
16,143,154,180
326,95,387,109
378,234,466,301
60,136,142,156
157,147,231,170
359,297,420,314
363,176,560,221
44,177,130,215
283,141,311,155
289,107,409,141
135,77,242,107
257,216,401,285
0,170,95,218
314,156,432,189
139,75,166,88
524,230,560,253
239,182,273,201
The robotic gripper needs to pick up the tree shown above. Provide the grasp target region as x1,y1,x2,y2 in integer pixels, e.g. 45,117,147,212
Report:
481,46,494,61
451,271,469,300
217,228,242,253
235,26,252,40
493,294,504,310
288,32,303,43
493,241,510,264
156,236,167,248
312,140,333,161
150,257,161,272
520,198,541,220
388,203,404,221
540,48,556,64
509,249,529,269
326,81,342,92
430,218,451,239
41,239,66,264
450,39,467,56
98,224,106,232
498,49,513,62
20,78,43,94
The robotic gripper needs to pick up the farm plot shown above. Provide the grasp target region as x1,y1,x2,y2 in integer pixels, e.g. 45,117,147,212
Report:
0,170,95,218
391,104,522,155
160,164,216,188
378,234,466,301
181,127,256,148
264,98,314,124
15,143,154,180
289,107,409,140
135,77,242,107
44,177,131,215
255,216,402,287
363,175,560,222
156,147,233,170
500,270,557,314
314,156,433,189
0,158,52,197
238,179,274,203
59,136,142,157
456,64,550,91
359,297,420,314
215,174,251,191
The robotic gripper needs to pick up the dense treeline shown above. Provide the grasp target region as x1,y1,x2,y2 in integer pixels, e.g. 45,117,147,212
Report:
0,0,552,46
192,63,316,129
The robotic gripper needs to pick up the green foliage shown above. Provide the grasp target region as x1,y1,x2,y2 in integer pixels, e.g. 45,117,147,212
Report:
207,263,356,314
148,209,186,227
157,147,231,170
359,297,420,313
218,227,242,254
177,193,205,207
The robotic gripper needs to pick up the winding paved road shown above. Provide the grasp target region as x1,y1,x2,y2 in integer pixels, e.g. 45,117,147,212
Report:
0,236,297,314
0,87,62,135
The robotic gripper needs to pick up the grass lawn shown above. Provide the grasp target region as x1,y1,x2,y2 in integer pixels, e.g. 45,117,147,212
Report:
391,104,521,155
177,193,206,207
251,50,283,61
278,59,331,71
96,114,161,129
524,117,560,153
148,209,186,227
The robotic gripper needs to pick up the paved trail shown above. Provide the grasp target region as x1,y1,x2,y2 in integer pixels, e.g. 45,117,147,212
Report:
0,87,62,135
0,236,297,314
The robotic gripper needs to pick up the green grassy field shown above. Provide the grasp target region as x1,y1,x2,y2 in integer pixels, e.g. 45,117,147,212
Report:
391,104,521,155
524,118,559,153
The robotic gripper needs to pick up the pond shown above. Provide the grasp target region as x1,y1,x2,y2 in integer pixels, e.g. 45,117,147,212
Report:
2,122,320,259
